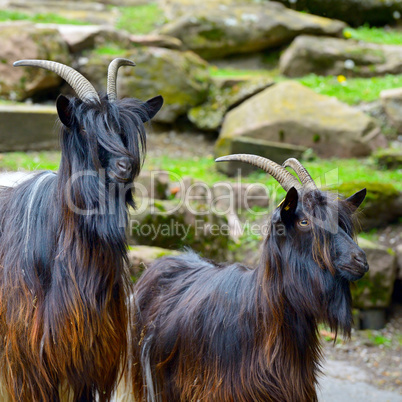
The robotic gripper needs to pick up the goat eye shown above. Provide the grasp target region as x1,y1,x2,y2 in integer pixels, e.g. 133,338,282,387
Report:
298,219,310,227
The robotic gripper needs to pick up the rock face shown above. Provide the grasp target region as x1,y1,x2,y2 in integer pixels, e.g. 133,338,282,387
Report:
127,199,230,261
0,104,59,151
380,87,402,133
336,181,402,230
188,77,274,131
159,2,346,59
280,35,402,78
0,22,71,100
80,48,210,123
352,238,397,309
272,0,402,27
215,81,382,161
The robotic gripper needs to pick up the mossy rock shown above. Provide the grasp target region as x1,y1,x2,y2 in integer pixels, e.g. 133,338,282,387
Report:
0,22,71,100
352,237,397,309
127,245,181,281
127,199,230,261
159,2,345,59
336,181,402,230
280,35,402,78
188,77,274,131
80,47,211,123
374,149,402,170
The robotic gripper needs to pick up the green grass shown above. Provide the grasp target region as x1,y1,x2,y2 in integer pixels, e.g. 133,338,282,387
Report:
364,330,393,346
358,228,379,243
93,45,127,57
0,10,30,21
209,66,279,80
210,65,402,105
0,152,61,171
0,10,91,25
344,25,402,45
146,155,402,197
297,74,402,105
1,153,400,193
115,3,166,34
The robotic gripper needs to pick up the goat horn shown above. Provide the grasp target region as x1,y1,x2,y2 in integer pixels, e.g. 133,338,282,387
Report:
215,154,302,192
282,158,317,190
13,59,100,103
107,58,136,102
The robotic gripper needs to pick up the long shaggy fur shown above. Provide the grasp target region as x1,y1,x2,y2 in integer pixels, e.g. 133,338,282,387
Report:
0,95,157,401
131,188,367,401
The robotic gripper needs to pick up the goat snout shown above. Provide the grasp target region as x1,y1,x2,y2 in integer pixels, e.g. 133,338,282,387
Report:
353,253,369,272
115,158,132,175
349,252,369,280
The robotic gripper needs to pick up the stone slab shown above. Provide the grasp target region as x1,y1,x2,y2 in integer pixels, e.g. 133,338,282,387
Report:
0,104,59,152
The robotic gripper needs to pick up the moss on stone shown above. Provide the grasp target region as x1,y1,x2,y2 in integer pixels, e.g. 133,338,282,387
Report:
374,149,402,170
198,28,226,41
352,272,392,308
336,180,399,205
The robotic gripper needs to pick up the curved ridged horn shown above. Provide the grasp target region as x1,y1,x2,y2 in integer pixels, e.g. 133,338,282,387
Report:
13,59,100,103
282,158,317,190
107,58,136,102
215,154,301,192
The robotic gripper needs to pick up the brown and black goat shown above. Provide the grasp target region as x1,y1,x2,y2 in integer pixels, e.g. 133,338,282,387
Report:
130,154,369,402
0,59,163,401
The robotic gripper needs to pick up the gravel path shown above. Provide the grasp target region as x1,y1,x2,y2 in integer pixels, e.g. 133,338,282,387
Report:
319,360,402,402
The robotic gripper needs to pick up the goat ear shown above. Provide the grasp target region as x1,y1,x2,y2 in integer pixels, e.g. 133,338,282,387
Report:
345,188,366,211
56,95,73,128
142,95,164,122
280,187,298,224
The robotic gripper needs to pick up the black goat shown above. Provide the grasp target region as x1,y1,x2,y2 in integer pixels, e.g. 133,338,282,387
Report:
0,59,162,401
130,155,368,402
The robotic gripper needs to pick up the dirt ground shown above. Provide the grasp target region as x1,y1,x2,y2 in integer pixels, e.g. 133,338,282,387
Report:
147,125,216,158
322,303,402,395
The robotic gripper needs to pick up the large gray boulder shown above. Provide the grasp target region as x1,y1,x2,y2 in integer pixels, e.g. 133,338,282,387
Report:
272,0,402,27
0,22,71,100
215,81,384,161
79,47,210,123
352,238,397,309
159,2,346,59
280,35,402,78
